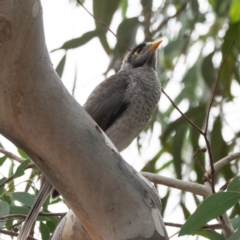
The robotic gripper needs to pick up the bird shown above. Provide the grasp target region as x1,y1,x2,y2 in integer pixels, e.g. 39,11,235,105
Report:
17,40,163,240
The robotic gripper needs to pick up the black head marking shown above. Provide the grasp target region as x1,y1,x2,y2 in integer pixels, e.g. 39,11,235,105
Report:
125,42,157,69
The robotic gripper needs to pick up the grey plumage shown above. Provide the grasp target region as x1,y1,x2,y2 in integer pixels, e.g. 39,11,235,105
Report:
18,40,162,239
84,41,161,151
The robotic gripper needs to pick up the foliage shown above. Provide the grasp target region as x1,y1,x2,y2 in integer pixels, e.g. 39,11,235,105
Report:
1,0,240,239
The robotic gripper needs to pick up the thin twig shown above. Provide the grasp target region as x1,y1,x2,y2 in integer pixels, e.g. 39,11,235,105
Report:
0,229,37,240
0,175,14,188
204,136,215,193
204,37,236,134
0,147,24,163
161,89,204,134
0,147,35,168
165,222,223,230
141,172,211,197
205,152,240,175
0,212,67,221
0,219,24,229
76,0,131,51
203,38,236,193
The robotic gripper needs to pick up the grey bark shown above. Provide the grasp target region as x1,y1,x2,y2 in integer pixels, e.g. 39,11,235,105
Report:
0,1,168,239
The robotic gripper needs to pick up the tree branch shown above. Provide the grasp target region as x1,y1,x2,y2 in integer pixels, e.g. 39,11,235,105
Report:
0,212,67,221
0,147,35,168
141,172,211,197
0,147,24,163
165,222,223,230
205,152,240,175
0,229,37,240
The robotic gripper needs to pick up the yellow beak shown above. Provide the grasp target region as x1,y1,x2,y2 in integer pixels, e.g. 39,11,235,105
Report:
148,40,163,52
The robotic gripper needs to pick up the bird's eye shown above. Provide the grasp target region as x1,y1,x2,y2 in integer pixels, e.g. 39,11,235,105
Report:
134,48,142,56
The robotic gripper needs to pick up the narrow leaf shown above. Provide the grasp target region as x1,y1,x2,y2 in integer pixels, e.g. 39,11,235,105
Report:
231,216,240,230
179,192,240,236
121,0,128,18
12,192,35,207
14,159,31,178
17,149,28,159
51,30,98,52
229,0,240,23
227,177,240,193
193,230,225,240
0,156,7,166
9,206,47,221
228,226,240,240
0,201,9,228
40,221,50,240
55,53,66,78
9,206,29,215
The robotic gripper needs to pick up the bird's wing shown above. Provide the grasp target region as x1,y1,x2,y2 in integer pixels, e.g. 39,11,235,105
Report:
83,73,129,131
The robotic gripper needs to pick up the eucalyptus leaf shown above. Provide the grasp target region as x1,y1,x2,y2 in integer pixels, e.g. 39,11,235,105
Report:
14,159,31,178
0,201,9,228
179,192,240,236
227,226,240,240
227,177,240,193
12,192,35,207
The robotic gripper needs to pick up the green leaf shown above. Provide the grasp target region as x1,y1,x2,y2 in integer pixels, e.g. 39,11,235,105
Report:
0,177,7,185
93,0,119,27
229,0,240,23
228,177,240,193
106,17,139,72
164,40,184,57
231,216,240,230
179,192,240,236
12,192,35,207
0,201,10,228
55,53,66,78
14,159,31,178
17,149,28,159
52,30,98,52
210,116,232,179
201,52,216,89
9,206,48,221
93,0,120,54
180,200,191,220
161,190,170,216
194,230,225,240
157,160,173,172
228,226,240,240
45,216,60,228
205,230,225,240
161,104,206,144
40,221,50,240
9,205,29,215
141,149,163,173
0,156,7,166
182,64,199,101
172,124,187,179
120,0,128,18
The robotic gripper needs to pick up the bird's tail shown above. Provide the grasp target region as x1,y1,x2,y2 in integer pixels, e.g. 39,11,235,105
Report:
17,179,53,240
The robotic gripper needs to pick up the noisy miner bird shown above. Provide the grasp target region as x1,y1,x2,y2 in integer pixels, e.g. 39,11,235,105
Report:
18,40,163,240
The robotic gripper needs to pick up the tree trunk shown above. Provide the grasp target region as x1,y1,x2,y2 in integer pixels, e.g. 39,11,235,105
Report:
0,1,168,239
